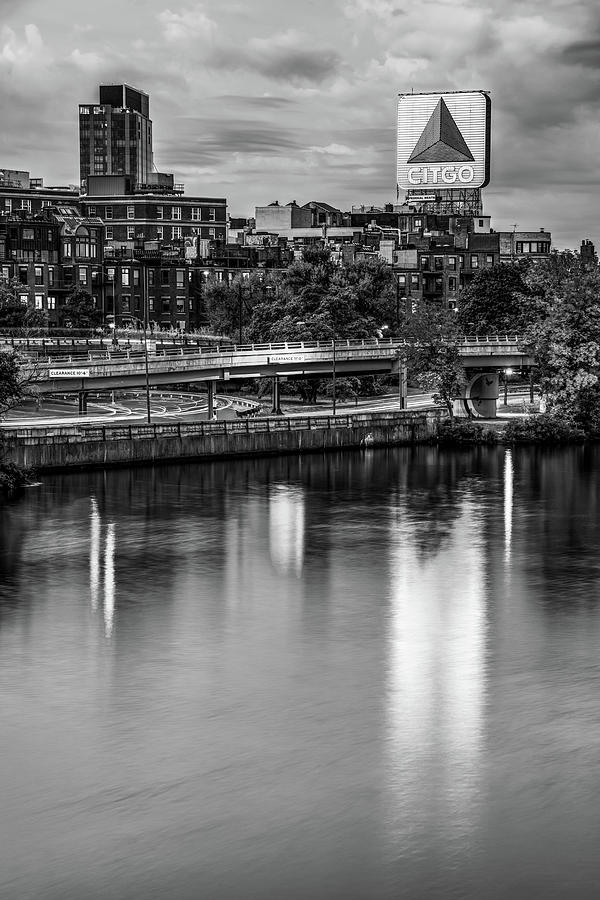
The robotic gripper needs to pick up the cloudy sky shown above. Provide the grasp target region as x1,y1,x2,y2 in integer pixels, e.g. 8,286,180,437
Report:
1,0,599,247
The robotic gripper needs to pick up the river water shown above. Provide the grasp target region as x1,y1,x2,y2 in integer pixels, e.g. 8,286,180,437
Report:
2,446,600,899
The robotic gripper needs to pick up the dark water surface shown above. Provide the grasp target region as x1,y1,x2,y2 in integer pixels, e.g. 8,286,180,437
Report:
2,446,600,899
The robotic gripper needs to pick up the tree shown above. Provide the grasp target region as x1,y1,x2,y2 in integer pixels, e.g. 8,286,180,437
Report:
247,251,397,343
524,263,600,434
59,288,103,329
402,302,465,417
0,349,40,417
202,273,275,341
0,278,45,331
456,261,545,335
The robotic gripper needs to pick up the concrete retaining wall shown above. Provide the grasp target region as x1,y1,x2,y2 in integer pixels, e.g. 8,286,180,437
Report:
0,409,444,472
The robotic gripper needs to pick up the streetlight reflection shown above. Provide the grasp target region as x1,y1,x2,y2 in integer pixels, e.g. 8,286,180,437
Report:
104,523,116,637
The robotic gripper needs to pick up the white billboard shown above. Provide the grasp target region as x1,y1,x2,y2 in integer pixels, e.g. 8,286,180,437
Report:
397,91,491,192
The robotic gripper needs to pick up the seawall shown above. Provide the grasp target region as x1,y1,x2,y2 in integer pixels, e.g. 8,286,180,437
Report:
0,409,444,472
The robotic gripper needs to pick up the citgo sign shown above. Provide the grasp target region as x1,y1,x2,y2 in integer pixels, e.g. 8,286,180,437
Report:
397,91,491,192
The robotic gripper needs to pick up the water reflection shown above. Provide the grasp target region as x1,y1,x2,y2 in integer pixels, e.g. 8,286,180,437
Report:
90,498,101,611
504,449,513,561
4,448,600,898
387,495,487,875
104,522,116,637
269,484,305,577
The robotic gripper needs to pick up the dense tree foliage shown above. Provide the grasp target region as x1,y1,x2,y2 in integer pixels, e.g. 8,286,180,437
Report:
60,288,103,329
524,263,600,434
402,301,464,417
0,349,39,416
456,261,545,335
0,278,45,330
247,249,396,343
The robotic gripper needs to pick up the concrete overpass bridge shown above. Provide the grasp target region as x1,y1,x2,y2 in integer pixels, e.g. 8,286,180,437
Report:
21,336,533,417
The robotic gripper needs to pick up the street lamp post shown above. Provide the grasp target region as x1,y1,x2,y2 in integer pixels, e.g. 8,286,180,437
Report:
142,265,151,424
332,338,337,416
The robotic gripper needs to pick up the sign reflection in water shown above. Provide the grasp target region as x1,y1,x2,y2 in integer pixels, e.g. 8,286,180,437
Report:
269,485,305,577
89,498,117,636
387,496,487,870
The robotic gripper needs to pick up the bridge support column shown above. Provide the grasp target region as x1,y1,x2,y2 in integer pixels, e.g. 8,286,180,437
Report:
207,381,214,419
271,376,282,415
78,391,88,416
454,372,500,418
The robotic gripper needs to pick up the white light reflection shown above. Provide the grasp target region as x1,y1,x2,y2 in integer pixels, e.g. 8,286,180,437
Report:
504,449,514,561
386,501,487,859
104,523,116,637
90,498,101,610
269,485,305,577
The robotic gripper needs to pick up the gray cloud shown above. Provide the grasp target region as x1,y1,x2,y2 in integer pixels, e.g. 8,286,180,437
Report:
211,94,296,109
208,44,341,85
562,38,600,67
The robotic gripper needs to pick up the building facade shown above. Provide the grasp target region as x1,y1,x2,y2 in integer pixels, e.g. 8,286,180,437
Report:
79,84,154,191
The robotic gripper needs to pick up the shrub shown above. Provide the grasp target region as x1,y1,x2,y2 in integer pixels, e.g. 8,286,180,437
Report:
436,419,498,445
0,462,33,497
503,414,585,444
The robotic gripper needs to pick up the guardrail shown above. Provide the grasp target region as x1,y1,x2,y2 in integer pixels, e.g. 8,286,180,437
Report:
6,411,424,442
16,335,527,367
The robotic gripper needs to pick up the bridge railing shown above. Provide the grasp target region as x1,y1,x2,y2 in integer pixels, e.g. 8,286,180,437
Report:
23,335,528,368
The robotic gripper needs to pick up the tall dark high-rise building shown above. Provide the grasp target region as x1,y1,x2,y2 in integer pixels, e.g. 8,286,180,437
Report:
79,84,153,190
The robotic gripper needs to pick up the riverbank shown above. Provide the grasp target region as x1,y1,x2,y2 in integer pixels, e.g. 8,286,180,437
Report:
0,409,444,472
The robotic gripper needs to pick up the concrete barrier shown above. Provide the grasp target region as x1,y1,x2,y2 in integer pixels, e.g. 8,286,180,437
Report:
0,409,444,472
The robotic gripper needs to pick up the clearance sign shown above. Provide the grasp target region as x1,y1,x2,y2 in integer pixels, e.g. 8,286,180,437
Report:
397,91,491,191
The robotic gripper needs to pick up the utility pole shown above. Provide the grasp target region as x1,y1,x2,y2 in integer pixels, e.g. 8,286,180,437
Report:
332,338,337,416
142,264,151,424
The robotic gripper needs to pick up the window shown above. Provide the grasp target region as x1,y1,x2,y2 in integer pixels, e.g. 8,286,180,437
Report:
63,241,72,257
191,207,200,221
22,228,34,240
172,207,181,220
148,269,155,286
41,200,51,208
107,267,115,283
478,219,484,227
176,297,185,314
176,269,184,288
411,274,419,288
121,294,131,312
458,255,465,267
121,268,130,286
191,227,201,235
470,255,479,268
127,206,135,219
19,294,28,306
34,266,43,285
5,199,11,213
420,256,430,270
18,266,28,284
434,256,443,271
48,296,56,310
209,207,216,222
21,199,31,211
208,228,215,239
105,206,113,219
88,206,96,216
156,226,163,240
48,267,55,286
79,267,88,285
486,254,494,266
397,274,406,287
157,207,164,220
448,256,456,270
448,276,457,292
35,294,44,310
149,297,154,311
414,218,422,229
172,226,182,239
106,226,113,240
127,226,135,240
1,265,10,280
133,269,140,287
161,269,170,286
